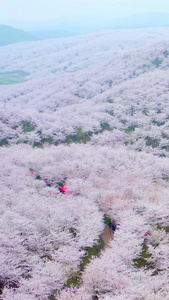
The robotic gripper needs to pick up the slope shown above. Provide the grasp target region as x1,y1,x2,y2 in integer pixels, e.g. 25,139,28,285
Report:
1,31,169,157
0,29,169,300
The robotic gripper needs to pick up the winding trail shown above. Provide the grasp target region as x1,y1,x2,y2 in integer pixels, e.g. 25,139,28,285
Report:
101,224,114,249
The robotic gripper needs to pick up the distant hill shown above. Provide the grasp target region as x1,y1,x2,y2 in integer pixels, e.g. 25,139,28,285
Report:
30,29,79,40
0,24,38,46
108,12,169,29
21,12,169,34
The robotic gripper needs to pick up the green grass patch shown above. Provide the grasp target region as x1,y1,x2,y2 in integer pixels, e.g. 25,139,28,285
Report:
33,142,43,148
151,58,163,68
142,108,149,115
163,51,169,58
157,223,169,233
104,215,116,231
100,122,111,131
66,239,104,287
66,270,82,287
125,125,138,133
145,136,160,148
162,176,169,181
33,138,54,148
0,138,9,147
41,136,54,144
107,99,114,103
33,131,55,147
22,121,36,133
107,110,114,116
69,228,77,238
129,106,135,116
121,119,127,125
133,241,155,269
65,128,92,144
81,240,104,269
0,71,29,85
152,120,165,126
75,93,84,98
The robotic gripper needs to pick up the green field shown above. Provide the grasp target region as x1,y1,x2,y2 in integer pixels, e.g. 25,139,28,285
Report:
0,71,29,85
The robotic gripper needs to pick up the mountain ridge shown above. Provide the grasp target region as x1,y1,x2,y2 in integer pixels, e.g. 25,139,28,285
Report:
105,12,169,29
29,29,80,40
0,24,38,46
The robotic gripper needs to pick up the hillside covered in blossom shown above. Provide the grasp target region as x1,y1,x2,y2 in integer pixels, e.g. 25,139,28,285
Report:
0,28,169,300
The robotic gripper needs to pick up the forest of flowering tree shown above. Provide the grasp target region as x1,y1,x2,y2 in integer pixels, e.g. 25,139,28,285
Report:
0,28,169,299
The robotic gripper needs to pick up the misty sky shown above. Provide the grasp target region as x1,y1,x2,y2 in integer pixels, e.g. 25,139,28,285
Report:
1,0,169,31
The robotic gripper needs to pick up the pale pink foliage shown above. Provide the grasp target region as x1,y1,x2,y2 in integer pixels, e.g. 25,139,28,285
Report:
1,28,169,299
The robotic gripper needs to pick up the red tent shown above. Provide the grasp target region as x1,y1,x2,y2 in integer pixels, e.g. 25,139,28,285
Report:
60,185,71,194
